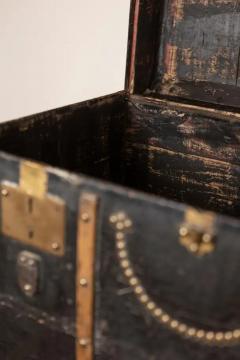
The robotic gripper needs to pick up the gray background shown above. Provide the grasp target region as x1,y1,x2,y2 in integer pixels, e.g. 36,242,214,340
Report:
0,0,130,121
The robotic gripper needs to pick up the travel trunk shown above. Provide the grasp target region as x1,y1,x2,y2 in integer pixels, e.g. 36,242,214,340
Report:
1,1,240,359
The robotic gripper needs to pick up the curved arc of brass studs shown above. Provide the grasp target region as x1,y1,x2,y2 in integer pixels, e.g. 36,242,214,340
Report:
109,212,240,347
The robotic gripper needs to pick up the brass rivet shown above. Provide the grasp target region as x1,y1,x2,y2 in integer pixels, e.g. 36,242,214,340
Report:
79,338,90,347
1,189,9,197
81,213,90,222
52,242,60,251
79,278,88,287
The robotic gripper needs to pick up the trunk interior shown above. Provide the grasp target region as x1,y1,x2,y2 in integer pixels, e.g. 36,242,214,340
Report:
0,92,239,218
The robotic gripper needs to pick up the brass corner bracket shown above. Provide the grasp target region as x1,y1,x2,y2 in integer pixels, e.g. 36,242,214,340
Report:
179,208,216,256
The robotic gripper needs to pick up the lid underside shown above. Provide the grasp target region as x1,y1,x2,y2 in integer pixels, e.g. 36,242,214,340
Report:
126,0,240,109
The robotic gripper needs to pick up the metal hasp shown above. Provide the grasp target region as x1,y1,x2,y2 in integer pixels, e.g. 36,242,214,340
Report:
1,161,65,256
76,193,98,360
179,208,216,256
17,251,41,297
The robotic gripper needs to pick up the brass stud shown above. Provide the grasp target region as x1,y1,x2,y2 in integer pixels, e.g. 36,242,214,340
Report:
81,213,90,222
24,284,32,292
161,314,170,324
79,278,88,287
140,294,149,303
188,328,196,337
124,219,132,228
1,188,9,197
170,320,179,329
196,330,205,339
109,215,117,223
116,241,125,249
19,255,27,263
125,268,133,277
119,250,127,259
224,332,233,341
52,242,60,251
79,338,90,347
134,285,143,294
147,301,155,311
206,332,214,341
117,213,126,221
154,308,163,317
116,222,124,230
178,324,187,333
116,232,124,240
120,260,130,269
233,329,240,339
129,277,138,286
216,332,224,341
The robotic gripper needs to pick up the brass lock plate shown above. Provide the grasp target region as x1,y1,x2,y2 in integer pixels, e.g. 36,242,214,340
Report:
1,182,65,256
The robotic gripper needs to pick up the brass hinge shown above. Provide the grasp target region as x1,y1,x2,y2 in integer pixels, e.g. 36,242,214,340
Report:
76,193,98,360
1,161,65,256
179,208,216,256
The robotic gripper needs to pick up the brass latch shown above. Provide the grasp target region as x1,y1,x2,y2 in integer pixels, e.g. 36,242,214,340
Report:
179,208,216,256
1,161,65,256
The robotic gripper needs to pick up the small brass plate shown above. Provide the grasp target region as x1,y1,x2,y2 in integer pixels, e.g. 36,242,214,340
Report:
1,182,65,256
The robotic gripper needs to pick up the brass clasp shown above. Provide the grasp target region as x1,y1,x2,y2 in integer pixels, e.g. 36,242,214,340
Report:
179,208,216,256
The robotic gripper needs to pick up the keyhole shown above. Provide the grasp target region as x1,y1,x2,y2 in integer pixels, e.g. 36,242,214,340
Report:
28,229,34,239
28,197,33,214
28,197,34,239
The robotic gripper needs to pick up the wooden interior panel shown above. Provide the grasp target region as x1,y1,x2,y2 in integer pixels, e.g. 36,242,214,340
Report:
1,93,240,217
129,0,240,109
154,0,240,107
124,96,240,216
